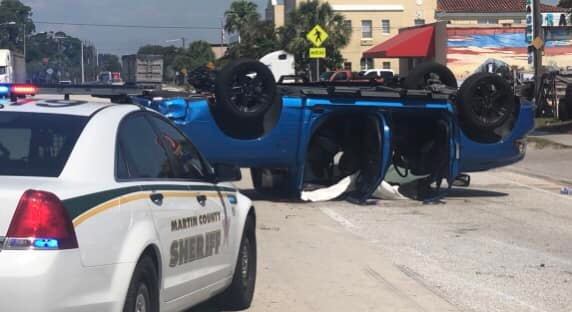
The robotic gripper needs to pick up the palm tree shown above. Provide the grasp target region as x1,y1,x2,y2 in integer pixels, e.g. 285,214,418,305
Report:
224,0,260,42
279,0,352,75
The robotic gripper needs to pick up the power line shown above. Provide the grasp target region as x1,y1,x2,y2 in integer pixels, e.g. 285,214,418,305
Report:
34,21,221,30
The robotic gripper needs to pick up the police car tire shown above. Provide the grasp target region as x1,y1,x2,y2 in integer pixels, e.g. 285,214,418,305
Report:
123,256,159,312
404,62,458,90
218,216,257,309
215,58,277,120
457,72,515,132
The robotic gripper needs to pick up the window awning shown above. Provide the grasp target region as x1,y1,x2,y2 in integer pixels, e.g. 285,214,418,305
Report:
363,24,436,59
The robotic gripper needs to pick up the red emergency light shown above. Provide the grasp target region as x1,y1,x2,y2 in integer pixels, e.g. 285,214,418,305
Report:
11,84,38,95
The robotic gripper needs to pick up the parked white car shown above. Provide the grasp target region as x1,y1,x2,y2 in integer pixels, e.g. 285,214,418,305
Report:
0,98,256,312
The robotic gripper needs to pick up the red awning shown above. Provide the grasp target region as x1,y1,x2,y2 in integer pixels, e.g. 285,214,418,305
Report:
363,25,435,59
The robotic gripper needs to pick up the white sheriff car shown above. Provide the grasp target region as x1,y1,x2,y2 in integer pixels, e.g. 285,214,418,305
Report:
0,98,257,312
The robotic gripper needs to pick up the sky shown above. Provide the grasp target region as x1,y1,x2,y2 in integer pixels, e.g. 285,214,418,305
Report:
21,0,560,56
21,0,268,55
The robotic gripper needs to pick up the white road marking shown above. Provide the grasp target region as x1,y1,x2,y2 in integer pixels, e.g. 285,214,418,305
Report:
496,172,571,201
320,207,358,230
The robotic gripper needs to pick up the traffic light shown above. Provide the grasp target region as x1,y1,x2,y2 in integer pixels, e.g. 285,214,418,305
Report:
525,0,534,44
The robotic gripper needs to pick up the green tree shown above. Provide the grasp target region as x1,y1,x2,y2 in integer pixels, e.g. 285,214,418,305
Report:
224,0,260,42
559,0,572,8
0,0,35,55
98,54,121,72
25,31,86,82
187,40,215,69
279,0,352,75
226,20,280,59
223,1,280,59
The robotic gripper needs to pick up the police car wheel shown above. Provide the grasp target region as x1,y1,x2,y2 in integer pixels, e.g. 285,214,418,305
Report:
218,216,257,309
123,256,159,312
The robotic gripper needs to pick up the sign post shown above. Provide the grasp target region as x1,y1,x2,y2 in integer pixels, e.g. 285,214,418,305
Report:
526,0,543,103
306,25,329,81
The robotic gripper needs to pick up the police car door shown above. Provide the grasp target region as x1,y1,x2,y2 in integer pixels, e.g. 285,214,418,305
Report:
146,115,229,302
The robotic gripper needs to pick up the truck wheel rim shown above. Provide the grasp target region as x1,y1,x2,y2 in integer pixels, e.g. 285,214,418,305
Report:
230,73,268,113
470,80,509,126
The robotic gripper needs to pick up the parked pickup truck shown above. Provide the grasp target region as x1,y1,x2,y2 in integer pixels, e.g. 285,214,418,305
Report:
131,60,534,203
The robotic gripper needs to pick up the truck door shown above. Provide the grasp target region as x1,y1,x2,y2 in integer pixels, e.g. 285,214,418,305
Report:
345,114,390,203
300,102,390,203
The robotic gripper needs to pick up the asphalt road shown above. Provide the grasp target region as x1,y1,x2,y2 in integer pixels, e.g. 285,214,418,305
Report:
193,147,572,312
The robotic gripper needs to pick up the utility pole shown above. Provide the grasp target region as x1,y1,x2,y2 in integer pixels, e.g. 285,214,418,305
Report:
533,0,543,103
182,37,186,49
23,23,26,62
81,41,85,84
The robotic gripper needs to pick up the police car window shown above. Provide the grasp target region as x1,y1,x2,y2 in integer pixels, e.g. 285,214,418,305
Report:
118,114,174,179
0,66,6,75
148,116,206,180
0,112,87,177
116,143,130,179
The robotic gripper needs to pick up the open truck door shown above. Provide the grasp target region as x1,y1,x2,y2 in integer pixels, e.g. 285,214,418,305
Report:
299,102,390,204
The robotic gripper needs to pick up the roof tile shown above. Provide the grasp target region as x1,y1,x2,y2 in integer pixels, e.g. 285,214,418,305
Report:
437,0,568,13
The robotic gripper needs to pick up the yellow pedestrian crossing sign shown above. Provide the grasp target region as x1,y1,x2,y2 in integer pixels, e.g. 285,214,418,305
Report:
307,25,329,47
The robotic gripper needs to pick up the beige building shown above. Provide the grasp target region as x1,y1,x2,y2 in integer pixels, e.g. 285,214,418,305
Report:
266,0,438,73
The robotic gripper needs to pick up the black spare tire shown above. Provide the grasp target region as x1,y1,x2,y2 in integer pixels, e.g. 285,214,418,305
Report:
457,72,515,132
215,59,277,120
404,62,458,90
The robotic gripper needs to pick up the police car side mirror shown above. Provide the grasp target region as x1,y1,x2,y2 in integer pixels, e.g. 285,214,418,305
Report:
213,164,242,182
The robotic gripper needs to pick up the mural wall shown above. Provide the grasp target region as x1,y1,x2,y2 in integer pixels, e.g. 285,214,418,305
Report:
447,27,572,80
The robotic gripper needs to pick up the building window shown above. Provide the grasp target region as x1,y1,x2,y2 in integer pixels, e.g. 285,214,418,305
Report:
414,19,426,26
362,20,372,39
381,20,391,34
343,20,352,31
360,58,374,70
383,62,391,70
343,62,352,71
478,19,499,25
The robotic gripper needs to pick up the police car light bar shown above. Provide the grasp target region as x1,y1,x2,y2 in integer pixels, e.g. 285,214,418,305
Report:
11,84,37,95
0,84,38,97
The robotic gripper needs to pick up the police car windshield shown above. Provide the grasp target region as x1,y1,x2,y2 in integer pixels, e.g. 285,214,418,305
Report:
0,112,88,177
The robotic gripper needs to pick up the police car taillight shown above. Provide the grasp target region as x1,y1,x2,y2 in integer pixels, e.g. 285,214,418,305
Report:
4,190,78,250
11,84,37,95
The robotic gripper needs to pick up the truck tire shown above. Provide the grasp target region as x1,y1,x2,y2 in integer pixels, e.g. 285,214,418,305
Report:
215,59,277,120
457,72,515,133
404,62,458,90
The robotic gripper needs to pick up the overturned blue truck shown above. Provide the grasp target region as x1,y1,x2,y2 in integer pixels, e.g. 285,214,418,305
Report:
131,60,534,203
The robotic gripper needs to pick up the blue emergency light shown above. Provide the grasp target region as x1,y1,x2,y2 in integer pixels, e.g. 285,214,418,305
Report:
0,85,9,95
